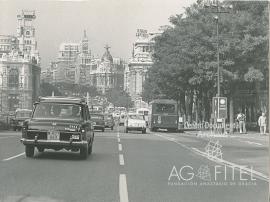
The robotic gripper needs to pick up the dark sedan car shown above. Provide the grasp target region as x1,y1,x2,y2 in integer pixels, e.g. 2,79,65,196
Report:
90,113,105,132
20,97,94,159
10,109,32,131
104,114,115,130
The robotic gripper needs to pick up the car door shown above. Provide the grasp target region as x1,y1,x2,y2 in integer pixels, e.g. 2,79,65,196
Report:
82,105,91,143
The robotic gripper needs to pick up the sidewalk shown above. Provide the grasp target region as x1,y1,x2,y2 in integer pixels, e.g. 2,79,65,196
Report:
184,130,269,139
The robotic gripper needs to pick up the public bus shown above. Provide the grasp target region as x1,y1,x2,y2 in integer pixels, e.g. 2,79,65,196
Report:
149,99,178,132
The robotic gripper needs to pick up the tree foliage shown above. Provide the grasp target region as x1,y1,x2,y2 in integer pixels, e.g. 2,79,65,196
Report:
105,88,133,108
143,1,268,121
40,82,62,96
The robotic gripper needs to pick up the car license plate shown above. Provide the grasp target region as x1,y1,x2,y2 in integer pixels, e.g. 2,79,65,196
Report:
47,130,60,140
71,135,80,140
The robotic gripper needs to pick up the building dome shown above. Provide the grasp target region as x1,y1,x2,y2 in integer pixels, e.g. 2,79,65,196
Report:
101,44,113,63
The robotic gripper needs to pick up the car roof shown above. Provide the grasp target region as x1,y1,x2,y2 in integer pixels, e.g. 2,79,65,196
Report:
128,113,142,116
16,109,32,112
136,108,149,111
37,96,86,104
91,113,104,116
150,99,177,104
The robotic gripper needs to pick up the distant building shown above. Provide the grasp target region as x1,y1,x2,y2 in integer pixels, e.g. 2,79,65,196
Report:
0,10,41,112
75,30,91,86
57,42,80,83
0,35,19,58
126,29,156,101
89,45,125,94
44,32,125,95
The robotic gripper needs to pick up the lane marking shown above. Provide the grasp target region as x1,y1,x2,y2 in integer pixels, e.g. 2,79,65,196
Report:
118,137,121,143
243,141,263,146
154,133,269,182
2,152,25,161
119,154,125,165
119,174,129,202
192,147,269,181
118,144,122,151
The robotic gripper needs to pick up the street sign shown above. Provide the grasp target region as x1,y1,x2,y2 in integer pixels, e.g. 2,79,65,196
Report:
212,97,227,119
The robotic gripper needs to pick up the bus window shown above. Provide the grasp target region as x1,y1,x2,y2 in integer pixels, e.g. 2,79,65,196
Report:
156,104,175,113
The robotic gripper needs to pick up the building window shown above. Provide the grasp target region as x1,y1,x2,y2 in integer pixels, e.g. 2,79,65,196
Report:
8,69,19,88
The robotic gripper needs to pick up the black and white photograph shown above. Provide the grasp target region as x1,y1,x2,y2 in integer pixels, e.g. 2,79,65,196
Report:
0,0,269,201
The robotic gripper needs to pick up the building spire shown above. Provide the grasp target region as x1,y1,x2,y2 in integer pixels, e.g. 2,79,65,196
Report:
104,44,111,51
83,29,87,38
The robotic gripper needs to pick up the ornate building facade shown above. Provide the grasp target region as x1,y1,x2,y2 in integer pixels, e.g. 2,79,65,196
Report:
42,32,125,95
0,10,41,112
125,29,155,101
89,45,124,94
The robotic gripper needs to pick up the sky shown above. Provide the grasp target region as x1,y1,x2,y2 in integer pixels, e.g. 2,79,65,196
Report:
0,0,196,69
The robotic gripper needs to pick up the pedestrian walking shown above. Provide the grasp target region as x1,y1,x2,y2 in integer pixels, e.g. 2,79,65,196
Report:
237,112,246,134
258,112,267,135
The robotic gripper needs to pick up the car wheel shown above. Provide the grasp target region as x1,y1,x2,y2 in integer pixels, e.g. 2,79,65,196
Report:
142,129,146,134
80,145,88,159
25,146,34,157
37,147,44,152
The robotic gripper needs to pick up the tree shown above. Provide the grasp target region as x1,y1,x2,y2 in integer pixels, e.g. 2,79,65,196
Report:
105,88,133,108
40,82,62,96
143,1,268,122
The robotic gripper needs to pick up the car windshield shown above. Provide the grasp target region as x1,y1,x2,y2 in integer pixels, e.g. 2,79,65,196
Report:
32,103,82,120
156,104,175,113
16,111,32,118
138,111,149,116
105,116,113,120
91,115,104,120
129,114,144,120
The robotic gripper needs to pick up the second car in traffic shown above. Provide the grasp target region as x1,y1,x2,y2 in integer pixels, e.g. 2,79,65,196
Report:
125,113,147,134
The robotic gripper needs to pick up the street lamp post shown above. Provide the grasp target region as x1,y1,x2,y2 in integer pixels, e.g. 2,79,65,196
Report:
203,0,232,134
215,15,220,97
203,0,232,97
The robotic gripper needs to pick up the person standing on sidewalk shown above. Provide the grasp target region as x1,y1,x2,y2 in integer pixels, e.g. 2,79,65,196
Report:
237,112,246,134
258,112,267,135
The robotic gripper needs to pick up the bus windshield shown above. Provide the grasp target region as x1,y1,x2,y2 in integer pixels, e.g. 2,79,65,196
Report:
156,104,175,114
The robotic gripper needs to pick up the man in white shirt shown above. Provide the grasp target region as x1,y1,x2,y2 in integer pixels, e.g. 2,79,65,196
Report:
258,112,267,135
237,112,246,134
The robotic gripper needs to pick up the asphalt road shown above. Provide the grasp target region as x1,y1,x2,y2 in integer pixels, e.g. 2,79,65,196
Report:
0,127,268,202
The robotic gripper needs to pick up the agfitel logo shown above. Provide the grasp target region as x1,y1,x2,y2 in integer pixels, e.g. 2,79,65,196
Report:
168,164,256,183
168,140,256,185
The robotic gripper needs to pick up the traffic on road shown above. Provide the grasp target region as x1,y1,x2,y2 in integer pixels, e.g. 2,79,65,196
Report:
0,97,268,202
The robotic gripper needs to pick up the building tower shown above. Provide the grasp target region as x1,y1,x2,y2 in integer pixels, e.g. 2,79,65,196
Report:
16,10,40,64
81,30,89,55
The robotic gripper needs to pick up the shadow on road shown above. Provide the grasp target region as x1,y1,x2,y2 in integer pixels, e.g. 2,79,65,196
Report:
33,150,114,162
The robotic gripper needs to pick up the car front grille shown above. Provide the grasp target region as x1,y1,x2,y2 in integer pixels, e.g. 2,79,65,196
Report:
26,131,81,141
27,131,47,140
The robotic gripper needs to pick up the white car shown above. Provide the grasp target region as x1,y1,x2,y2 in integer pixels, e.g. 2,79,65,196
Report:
119,113,126,126
125,114,147,134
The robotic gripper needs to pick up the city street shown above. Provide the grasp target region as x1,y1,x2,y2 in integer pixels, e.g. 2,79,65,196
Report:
0,127,268,202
